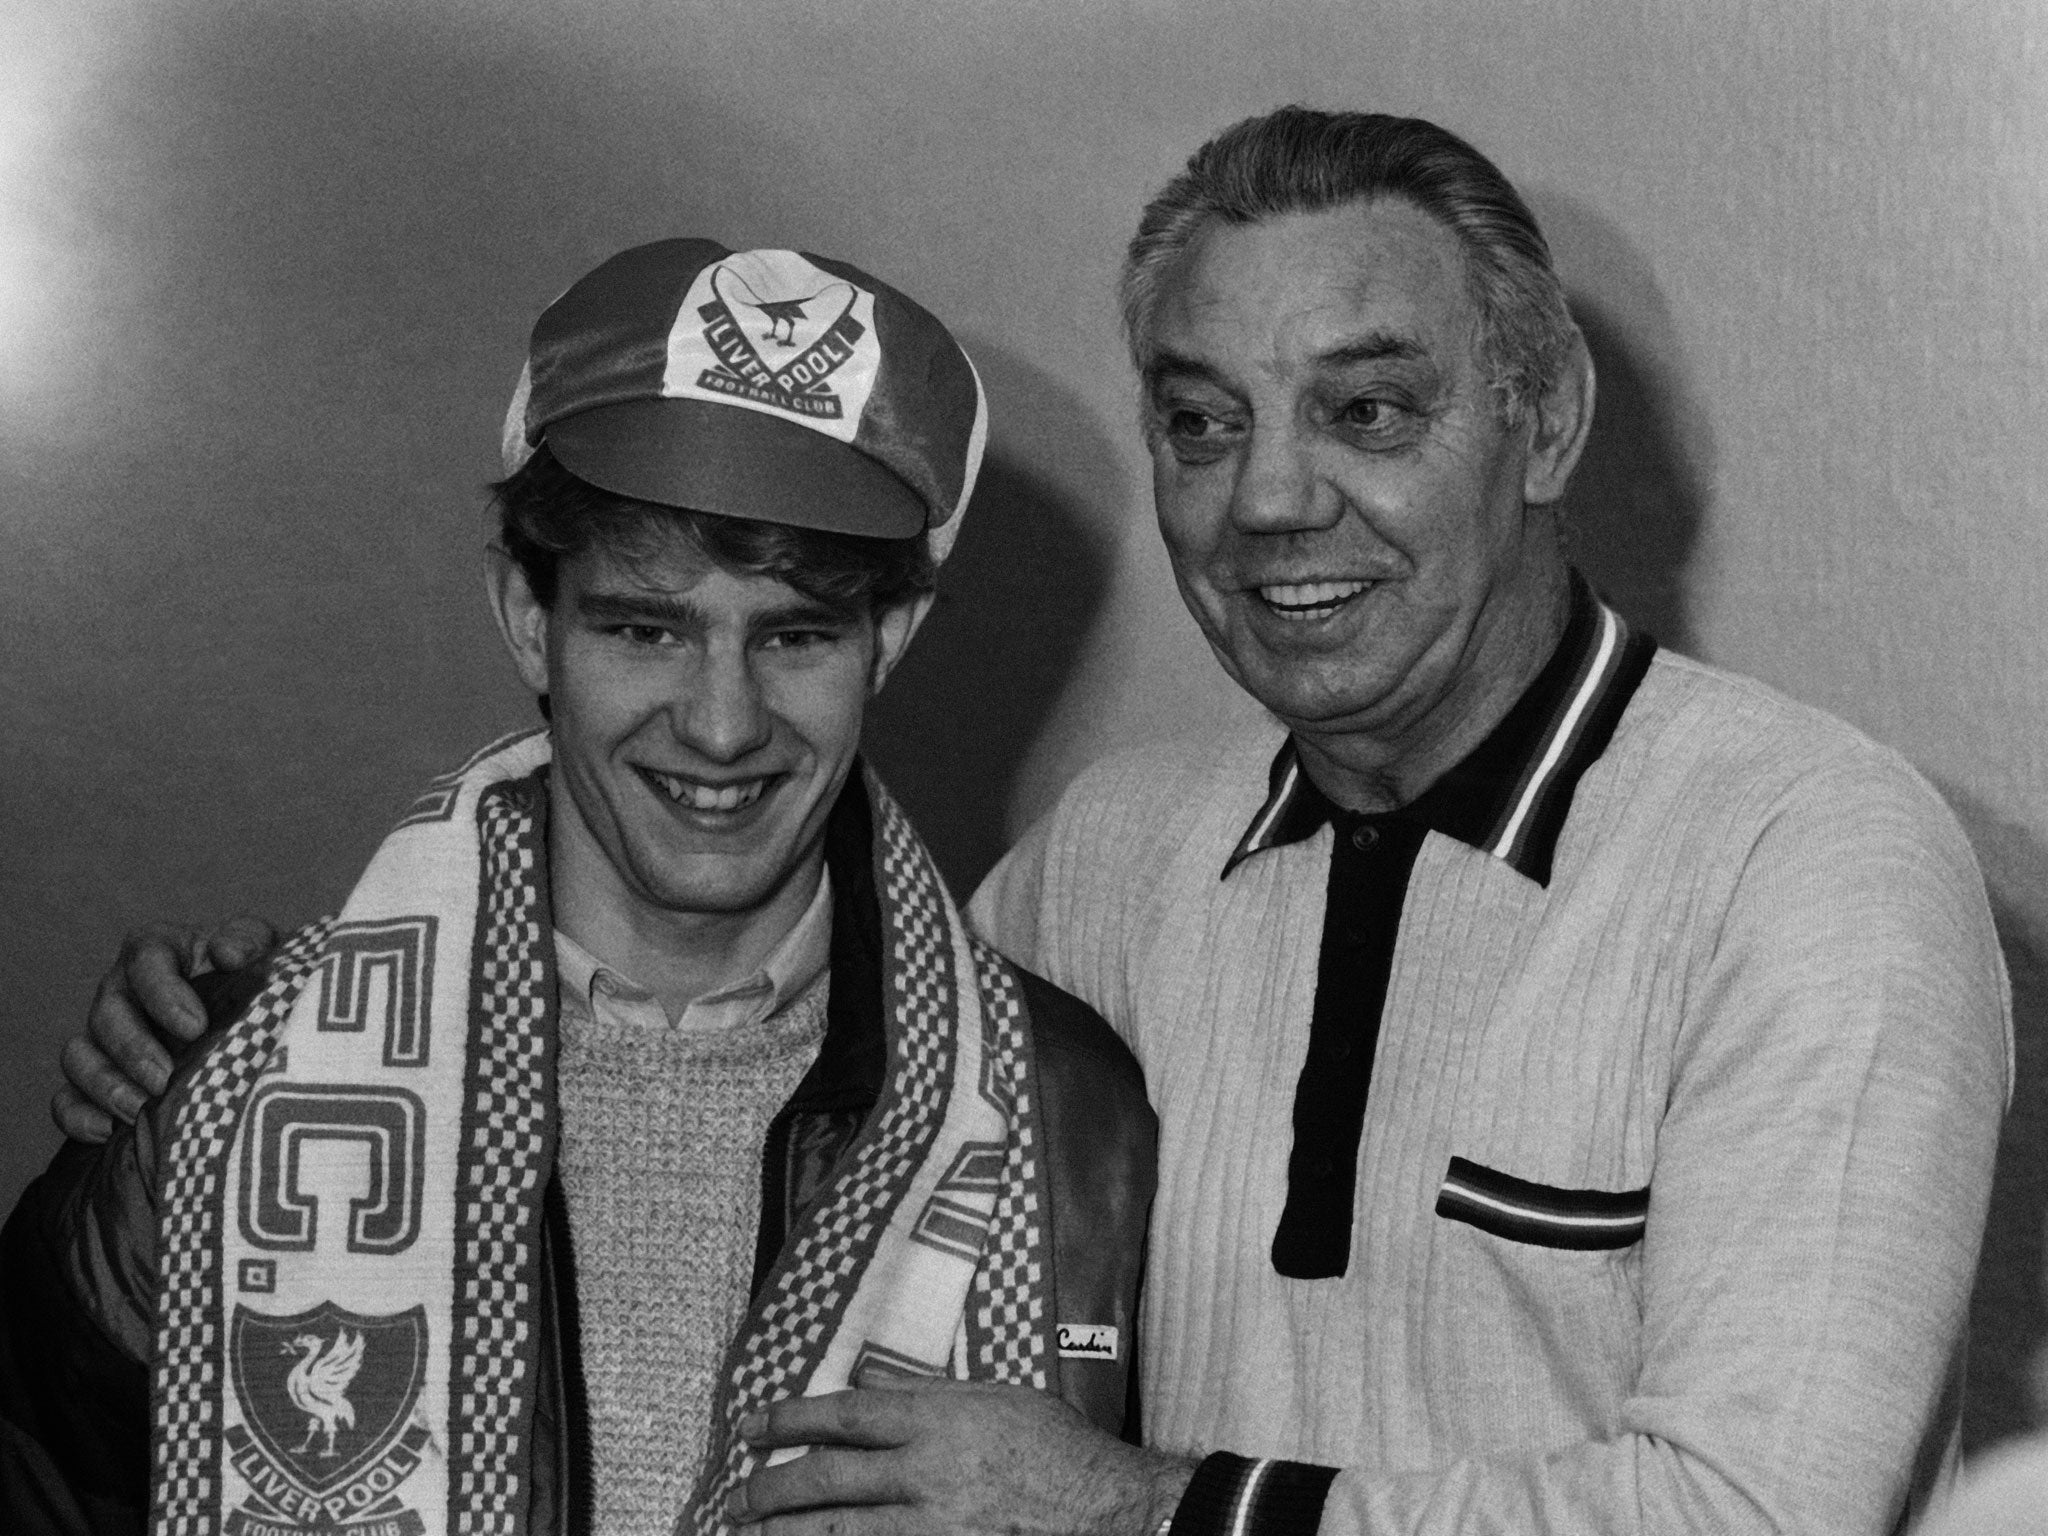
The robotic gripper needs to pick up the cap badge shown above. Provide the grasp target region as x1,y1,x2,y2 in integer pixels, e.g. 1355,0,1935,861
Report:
665,250,882,442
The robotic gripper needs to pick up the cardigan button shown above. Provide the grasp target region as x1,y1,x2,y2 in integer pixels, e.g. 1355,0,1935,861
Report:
1350,824,1380,852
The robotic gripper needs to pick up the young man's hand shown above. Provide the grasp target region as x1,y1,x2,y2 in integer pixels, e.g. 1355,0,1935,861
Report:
51,917,279,1141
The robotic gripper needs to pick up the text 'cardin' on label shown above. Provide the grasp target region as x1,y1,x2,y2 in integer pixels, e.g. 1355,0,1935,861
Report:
1055,1323,1119,1361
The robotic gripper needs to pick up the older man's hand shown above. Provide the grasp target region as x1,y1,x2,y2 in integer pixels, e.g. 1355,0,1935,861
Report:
730,1379,1194,1536
51,916,280,1141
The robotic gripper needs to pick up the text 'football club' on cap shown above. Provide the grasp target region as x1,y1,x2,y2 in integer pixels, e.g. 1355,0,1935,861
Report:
501,239,988,562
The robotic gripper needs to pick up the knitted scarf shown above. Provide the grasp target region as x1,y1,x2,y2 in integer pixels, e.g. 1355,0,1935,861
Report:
150,732,1054,1536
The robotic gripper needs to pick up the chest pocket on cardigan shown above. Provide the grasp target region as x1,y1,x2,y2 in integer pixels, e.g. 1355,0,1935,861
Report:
1435,1156,1648,1250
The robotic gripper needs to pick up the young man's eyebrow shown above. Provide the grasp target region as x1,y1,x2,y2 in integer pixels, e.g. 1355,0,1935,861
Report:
574,590,703,626
748,596,860,631
573,588,859,631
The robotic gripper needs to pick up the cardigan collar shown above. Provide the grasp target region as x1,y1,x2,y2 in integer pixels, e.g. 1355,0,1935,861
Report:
1223,573,1657,887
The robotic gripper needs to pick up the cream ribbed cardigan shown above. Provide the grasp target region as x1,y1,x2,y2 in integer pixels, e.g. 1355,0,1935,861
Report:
971,651,2010,1536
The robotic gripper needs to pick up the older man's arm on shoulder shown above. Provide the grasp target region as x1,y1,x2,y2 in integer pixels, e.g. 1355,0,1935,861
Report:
1297,751,2009,1536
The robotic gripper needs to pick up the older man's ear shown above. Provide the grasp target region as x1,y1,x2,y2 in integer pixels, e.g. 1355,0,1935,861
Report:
1521,334,1596,510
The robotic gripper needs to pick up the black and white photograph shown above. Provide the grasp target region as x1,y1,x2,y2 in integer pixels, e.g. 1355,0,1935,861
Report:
1,3,2042,1532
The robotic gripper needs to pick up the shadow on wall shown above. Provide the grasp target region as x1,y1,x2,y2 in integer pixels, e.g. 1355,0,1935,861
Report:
1941,786,2048,1452
1563,298,1710,657
863,344,1119,897
1533,190,1714,657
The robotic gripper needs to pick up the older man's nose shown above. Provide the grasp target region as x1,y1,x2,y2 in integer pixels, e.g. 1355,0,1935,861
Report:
1228,429,1341,534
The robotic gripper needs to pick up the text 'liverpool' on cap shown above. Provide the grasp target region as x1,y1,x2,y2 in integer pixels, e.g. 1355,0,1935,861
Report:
501,239,987,559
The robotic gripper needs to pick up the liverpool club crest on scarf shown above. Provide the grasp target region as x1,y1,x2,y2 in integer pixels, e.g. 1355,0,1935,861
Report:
225,1301,430,1534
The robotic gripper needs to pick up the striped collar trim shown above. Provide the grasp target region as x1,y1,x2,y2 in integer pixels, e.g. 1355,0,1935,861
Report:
1222,575,1657,886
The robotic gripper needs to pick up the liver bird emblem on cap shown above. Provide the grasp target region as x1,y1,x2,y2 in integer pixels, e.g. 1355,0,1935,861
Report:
283,1328,365,1459
715,264,854,349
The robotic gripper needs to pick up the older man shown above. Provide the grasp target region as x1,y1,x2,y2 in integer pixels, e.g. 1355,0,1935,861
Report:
725,109,2009,1536
53,112,2010,1536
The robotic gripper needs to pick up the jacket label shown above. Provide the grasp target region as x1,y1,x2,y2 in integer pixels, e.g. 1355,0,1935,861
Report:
1056,1323,1119,1361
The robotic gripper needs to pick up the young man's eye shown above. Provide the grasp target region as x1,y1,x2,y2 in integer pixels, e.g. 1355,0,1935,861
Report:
612,624,680,646
761,628,836,652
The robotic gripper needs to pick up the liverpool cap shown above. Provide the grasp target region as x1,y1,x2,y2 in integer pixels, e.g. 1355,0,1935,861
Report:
502,239,987,559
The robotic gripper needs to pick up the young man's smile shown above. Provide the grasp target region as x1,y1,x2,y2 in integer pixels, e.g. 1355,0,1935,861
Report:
636,768,771,815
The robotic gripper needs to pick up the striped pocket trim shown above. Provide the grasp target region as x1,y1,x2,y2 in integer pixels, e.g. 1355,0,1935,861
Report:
1435,1156,1648,1250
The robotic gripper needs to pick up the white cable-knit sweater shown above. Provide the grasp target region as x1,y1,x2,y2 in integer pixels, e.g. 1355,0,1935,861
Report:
970,649,2010,1536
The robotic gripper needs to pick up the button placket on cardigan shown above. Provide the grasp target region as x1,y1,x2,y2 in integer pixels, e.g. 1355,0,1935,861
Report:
1269,813,1426,1280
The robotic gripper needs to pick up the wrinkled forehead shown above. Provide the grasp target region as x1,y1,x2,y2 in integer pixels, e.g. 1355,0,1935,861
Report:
1144,198,1481,376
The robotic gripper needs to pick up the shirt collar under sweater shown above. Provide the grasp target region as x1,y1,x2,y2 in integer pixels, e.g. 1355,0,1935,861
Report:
552,867,835,1032
1223,571,1658,888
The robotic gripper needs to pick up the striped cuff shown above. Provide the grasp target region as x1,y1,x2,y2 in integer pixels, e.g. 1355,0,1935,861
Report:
1170,1452,1338,1536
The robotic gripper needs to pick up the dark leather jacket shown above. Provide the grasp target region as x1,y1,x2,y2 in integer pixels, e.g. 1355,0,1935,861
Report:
0,777,1156,1535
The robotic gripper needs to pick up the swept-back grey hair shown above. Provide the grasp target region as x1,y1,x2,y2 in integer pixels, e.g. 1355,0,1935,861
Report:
1121,107,1580,421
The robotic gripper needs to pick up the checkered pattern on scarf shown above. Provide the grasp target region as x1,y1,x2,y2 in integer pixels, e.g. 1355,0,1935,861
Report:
963,934,1049,1386
400,730,543,829
684,783,964,1536
688,776,1073,1536
448,780,553,1535
150,921,337,1536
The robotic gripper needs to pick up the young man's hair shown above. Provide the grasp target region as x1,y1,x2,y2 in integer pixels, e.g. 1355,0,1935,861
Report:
493,445,937,612
1121,107,1579,424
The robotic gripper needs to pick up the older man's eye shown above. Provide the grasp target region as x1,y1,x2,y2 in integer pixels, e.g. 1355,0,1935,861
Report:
1339,397,1400,429
1157,403,1242,464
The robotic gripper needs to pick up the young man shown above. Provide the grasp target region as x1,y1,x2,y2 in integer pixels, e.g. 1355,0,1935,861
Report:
0,238,1153,1536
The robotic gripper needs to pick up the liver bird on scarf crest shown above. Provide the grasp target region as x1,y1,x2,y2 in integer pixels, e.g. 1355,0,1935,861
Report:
283,1328,364,1457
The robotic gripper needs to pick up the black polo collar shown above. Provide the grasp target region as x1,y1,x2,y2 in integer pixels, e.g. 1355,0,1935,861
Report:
1223,575,1658,888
